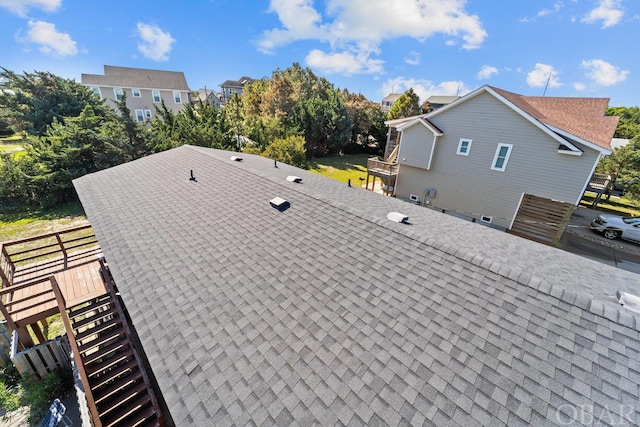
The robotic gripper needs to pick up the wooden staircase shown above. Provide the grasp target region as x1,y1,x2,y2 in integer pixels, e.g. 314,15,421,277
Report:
57,281,164,426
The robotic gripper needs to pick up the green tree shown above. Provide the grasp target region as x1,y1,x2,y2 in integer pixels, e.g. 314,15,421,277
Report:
294,89,352,157
262,135,309,169
342,90,387,152
387,88,421,120
0,68,103,136
152,100,235,150
606,106,640,139
23,105,126,207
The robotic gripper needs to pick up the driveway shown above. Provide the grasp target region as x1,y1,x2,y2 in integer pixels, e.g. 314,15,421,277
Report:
566,206,640,255
558,206,640,274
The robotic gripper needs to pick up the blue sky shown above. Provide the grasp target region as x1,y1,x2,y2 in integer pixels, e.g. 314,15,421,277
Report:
0,0,638,107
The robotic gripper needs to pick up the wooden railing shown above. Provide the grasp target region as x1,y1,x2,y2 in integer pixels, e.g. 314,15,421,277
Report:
367,157,399,175
0,225,98,288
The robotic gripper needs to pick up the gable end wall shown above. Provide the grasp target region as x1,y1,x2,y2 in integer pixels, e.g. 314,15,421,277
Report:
395,91,600,229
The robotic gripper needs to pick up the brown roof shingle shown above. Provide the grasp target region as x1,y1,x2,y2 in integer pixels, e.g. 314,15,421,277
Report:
490,86,618,150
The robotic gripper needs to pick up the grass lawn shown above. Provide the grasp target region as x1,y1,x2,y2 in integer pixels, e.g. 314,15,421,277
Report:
0,200,88,243
309,153,371,185
580,192,640,217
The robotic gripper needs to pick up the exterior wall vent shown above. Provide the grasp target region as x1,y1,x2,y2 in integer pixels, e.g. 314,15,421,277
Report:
230,156,243,161
286,176,302,183
409,194,419,203
480,215,493,224
387,212,409,224
270,197,290,211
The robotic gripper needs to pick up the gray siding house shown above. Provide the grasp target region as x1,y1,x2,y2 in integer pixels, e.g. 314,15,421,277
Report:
392,86,618,229
81,65,191,122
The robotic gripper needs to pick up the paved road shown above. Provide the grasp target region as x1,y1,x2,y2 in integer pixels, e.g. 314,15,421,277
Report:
558,231,640,275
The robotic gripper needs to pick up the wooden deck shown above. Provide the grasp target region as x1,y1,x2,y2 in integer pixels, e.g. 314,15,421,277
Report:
3,254,105,328
0,226,105,345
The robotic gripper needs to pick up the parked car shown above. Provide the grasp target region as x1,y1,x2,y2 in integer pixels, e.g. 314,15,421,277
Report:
591,214,640,241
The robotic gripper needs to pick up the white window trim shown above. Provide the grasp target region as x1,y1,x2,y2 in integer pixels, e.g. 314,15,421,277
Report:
152,90,161,103
134,109,145,122
145,110,152,119
132,88,141,97
114,87,124,101
173,91,182,104
491,143,513,171
456,138,472,156
90,87,102,98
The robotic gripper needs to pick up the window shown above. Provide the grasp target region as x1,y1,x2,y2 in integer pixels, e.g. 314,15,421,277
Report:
145,110,152,119
491,143,513,171
173,91,182,104
114,87,124,101
90,87,101,98
132,88,141,97
457,138,472,156
152,90,161,103
135,109,145,122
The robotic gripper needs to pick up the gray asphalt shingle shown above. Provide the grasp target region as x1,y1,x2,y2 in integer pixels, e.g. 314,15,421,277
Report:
73,145,640,426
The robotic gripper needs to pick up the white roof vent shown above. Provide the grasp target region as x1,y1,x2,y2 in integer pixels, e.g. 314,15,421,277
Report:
230,156,243,162
270,197,290,211
387,212,409,224
286,176,302,183
616,291,640,314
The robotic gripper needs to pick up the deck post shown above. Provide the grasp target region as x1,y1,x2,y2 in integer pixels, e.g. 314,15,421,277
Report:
30,322,46,344
55,233,68,269
0,246,11,288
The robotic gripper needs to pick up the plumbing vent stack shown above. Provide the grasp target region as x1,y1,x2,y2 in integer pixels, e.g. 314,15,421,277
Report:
230,156,243,162
286,176,302,183
387,212,409,224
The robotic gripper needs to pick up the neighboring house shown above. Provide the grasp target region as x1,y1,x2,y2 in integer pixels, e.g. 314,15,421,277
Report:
220,76,255,105
81,65,191,122
380,93,401,112
425,95,460,110
382,85,618,230
193,88,221,107
73,145,640,426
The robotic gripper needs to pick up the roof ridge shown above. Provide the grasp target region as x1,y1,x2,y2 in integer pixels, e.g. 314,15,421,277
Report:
185,145,638,332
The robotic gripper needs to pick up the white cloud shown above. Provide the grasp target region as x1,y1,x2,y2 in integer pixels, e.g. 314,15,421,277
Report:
380,77,470,102
477,65,499,80
0,0,61,17
136,23,175,61
582,0,624,28
258,0,487,75
537,1,564,17
527,63,562,88
306,49,384,74
573,82,586,91
404,52,420,66
580,59,629,86
20,20,77,57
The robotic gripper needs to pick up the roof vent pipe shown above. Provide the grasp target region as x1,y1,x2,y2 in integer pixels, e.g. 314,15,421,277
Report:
286,176,302,183
230,156,242,162
189,170,197,182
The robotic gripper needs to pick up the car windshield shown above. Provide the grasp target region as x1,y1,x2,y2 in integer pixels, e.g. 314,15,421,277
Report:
622,217,640,224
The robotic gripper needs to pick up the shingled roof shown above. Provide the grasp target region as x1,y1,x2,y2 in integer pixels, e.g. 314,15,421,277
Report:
81,65,190,91
489,86,618,151
73,145,640,426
